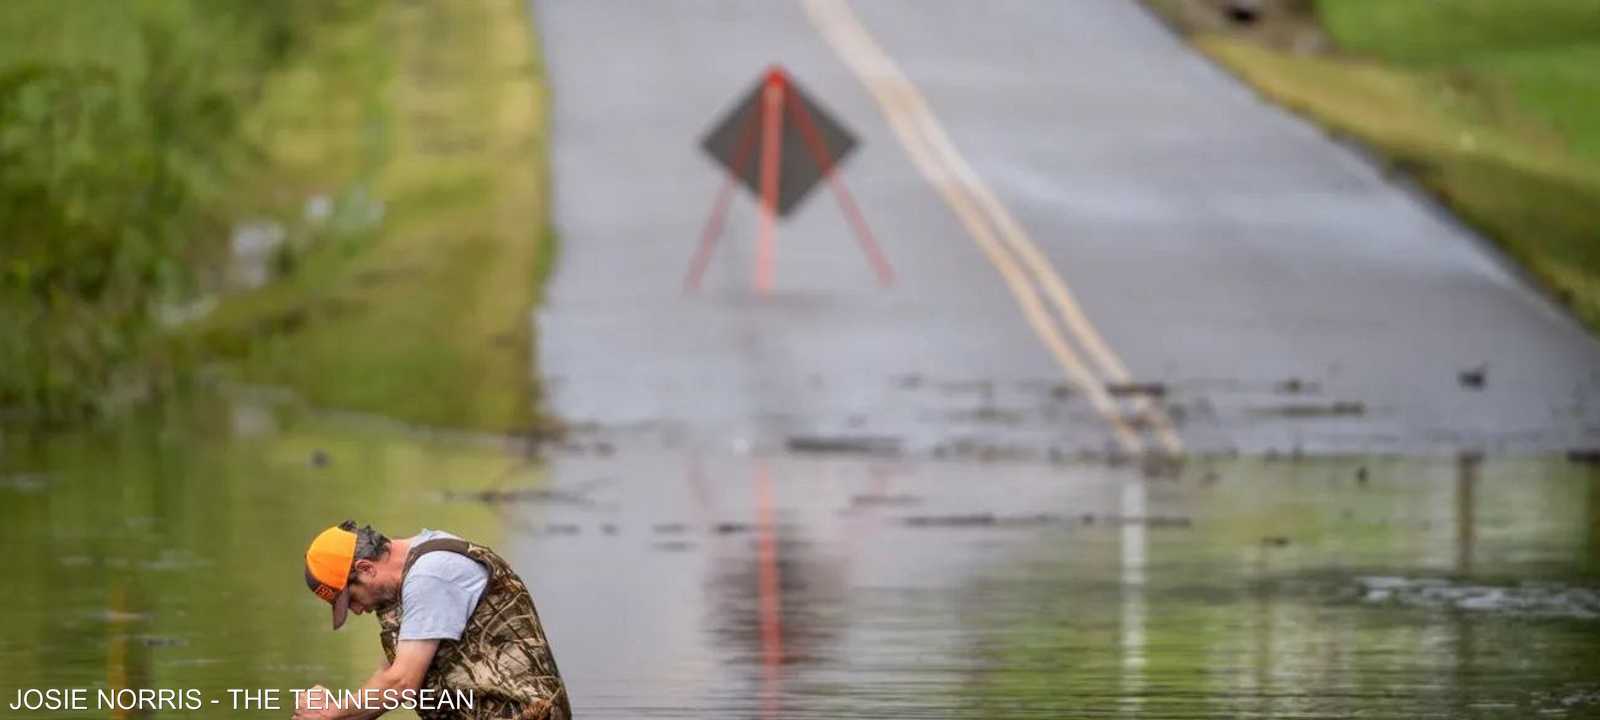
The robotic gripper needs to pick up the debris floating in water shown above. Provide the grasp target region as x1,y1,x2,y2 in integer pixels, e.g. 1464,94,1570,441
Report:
1353,576,1600,619
1568,448,1600,465
1252,401,1366,418
786,435,902,456
901,513,1192,529
1105,382,1166,398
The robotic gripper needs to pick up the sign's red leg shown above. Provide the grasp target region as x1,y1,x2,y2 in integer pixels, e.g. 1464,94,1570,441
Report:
789,96,895,287
686,100,765,292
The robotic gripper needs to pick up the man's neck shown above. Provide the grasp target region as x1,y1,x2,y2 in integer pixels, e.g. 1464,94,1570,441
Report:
384,537,413,572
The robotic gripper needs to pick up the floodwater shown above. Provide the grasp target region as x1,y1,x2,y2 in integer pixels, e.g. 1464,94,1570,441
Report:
3,396,1599,719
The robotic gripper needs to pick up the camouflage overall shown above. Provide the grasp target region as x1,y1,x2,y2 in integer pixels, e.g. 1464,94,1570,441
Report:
378,538,570,720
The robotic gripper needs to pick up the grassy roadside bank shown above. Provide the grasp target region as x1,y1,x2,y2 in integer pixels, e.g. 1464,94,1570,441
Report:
1146,0,1600,333
196,0,554,433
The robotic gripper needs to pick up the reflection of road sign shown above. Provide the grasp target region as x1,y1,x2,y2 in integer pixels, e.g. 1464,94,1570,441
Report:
701,71,856,216
686,66,893,293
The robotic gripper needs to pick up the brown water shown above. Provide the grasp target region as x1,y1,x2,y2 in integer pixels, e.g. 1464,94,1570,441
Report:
2,396,1598,719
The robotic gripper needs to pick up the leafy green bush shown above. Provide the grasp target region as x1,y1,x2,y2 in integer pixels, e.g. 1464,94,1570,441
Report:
0,2,360,423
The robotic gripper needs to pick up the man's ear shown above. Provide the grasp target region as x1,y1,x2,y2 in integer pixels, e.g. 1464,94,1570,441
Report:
353,559,377,580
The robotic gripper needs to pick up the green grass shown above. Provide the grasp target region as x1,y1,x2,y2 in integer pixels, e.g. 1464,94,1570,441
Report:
1317,0,1600,64
0,1,313,422
1480,44,1600,161
1320,0,1600,161
196,0,553,433
1162,0,1600,331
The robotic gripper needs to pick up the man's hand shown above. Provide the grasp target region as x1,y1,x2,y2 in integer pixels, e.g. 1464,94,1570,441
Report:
291,685,334,720
288,642,439,720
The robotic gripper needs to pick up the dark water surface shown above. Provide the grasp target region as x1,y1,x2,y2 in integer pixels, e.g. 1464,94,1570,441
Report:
3,398,1598,719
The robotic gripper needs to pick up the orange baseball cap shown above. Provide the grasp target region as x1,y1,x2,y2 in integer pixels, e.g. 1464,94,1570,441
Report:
304,524,358,630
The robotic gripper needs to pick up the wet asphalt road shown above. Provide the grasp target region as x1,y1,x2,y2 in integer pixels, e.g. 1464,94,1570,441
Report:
530,0,1600,457
519,6,1600,717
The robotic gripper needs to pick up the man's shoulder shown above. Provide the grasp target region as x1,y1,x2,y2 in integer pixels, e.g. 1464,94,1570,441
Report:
405,536,488,585
408,530,468,562
410,527,465,546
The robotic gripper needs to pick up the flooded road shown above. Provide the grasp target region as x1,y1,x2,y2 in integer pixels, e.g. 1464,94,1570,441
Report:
6,1,1600,718
507,0,1600,715
517,2,1600,710
4,399,1598,718
527,444,1600,719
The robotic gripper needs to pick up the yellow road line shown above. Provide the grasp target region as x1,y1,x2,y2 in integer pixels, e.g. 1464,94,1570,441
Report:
952,147,1186,456
803,0,1184,456
802,0,1143,454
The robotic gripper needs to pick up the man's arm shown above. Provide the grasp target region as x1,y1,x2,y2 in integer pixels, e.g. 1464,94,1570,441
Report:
292,640,439,720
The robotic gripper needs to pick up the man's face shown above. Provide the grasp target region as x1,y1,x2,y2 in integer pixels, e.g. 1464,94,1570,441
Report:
344,560,400,616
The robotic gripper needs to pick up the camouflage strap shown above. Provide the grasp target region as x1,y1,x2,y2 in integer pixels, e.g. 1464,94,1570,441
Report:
402,538,480,577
